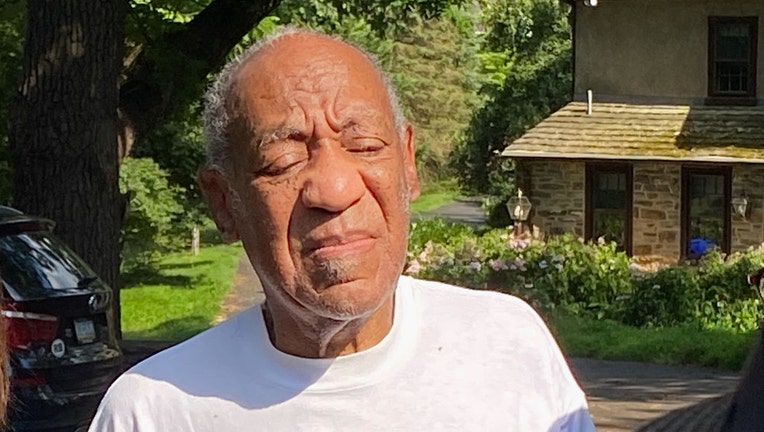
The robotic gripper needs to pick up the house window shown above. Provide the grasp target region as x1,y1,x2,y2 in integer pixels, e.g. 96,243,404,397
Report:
681,167,731,258
585,164,632,254
708,17,758,103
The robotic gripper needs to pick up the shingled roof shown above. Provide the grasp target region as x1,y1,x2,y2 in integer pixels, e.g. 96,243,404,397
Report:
502,102,764,163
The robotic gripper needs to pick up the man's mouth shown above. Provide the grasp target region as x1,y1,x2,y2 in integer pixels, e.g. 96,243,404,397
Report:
304,233,376,259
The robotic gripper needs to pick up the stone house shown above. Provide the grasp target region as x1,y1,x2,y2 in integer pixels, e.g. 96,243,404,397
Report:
502,0,764,262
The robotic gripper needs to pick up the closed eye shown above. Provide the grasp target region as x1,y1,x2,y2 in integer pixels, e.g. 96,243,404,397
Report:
254,143,308,178
257,157,307,177
346,137,386,154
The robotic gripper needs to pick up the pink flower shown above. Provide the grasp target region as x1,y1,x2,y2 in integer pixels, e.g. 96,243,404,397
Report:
508,237,530,250
489,259,509,271
405,260,421,275
467,261,482,272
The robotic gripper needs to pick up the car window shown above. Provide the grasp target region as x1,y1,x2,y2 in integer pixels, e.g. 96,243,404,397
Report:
0,231,98,296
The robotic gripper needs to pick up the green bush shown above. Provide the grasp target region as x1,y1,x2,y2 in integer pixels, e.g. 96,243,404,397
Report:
619,267,700,328
407,220,632,316
615,247,764,331
697,248,764,302
408,218,477,256
695,249,764,332
407,219,764,333
549,310,757,371
119,157,186,269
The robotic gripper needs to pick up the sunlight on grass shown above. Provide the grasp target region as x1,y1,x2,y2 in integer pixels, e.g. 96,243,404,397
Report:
548,310,757,371
121,243,243,341
411,191,462,213
410,179,463,213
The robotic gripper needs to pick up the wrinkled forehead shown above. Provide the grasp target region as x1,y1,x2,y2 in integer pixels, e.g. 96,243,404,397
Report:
226,34,394,136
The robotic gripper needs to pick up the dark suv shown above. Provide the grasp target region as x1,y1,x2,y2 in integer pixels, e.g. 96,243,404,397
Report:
0,206,122,431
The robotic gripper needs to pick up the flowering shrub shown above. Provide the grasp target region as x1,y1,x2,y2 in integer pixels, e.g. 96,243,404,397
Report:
407,219,631,316
407,218,764,331
618,247,764,331
619,267,700,328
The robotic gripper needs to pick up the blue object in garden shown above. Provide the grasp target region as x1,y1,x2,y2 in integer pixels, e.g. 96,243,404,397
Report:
689,237,712,256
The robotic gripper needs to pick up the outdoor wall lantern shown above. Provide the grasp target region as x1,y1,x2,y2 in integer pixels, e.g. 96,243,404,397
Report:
731,194,749,219
507,189,532,235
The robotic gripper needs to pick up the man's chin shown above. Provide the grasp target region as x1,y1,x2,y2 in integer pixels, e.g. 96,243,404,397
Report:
305,258,369,291
305,278,393,320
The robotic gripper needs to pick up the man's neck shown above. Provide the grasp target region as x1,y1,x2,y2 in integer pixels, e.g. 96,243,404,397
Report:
262,294,395,358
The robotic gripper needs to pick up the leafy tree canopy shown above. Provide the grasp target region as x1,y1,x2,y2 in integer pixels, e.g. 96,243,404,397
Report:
451,0,572,199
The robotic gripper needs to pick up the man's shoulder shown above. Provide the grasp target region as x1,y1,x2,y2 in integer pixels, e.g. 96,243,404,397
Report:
406,276,540,319
125,306,260,382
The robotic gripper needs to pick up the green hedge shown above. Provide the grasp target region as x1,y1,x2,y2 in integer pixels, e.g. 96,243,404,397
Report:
407,218,764,332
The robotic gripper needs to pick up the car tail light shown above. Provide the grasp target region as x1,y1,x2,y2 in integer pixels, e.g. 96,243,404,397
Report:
2,307,59,350
11,375,46,387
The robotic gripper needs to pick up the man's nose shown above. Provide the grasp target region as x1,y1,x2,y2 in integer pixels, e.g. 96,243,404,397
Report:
300,145,365,212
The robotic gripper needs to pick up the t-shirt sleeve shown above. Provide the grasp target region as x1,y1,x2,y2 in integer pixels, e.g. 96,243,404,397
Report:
548,349,596,431
551,407,597,432
88,374,151,432
533,309,596,432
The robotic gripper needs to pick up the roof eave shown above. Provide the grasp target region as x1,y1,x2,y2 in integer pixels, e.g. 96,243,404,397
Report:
502,150,764,164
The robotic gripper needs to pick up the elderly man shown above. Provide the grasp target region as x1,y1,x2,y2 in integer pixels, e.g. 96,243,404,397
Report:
89,29,595,431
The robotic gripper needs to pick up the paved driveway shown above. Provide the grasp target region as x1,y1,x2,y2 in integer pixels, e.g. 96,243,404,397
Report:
569,358,738,431
414,197,487,226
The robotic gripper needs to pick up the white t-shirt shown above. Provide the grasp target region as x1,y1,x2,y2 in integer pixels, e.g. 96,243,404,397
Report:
90,277,595,431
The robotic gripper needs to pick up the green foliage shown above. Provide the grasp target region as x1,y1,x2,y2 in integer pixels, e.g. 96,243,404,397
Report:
408,218,476,255
549,311,756,371
389,7,483,184
621,268,702,328
119,157,186,268
130,102,207,212
451,0,572,194
408,221,632,315
323,0,468,34
480,157,516,227
408,219,764,333
619,248,764,332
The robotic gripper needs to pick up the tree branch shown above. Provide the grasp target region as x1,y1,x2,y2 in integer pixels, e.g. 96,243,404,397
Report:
119,0,281,142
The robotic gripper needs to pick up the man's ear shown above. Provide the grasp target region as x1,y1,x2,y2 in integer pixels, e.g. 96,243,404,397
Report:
198,168,240,243
401,123,421,201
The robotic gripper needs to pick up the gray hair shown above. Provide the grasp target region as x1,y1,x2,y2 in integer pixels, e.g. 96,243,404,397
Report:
202,26,408,176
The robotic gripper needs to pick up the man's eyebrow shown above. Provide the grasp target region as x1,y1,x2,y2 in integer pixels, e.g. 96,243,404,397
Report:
254,127,302,148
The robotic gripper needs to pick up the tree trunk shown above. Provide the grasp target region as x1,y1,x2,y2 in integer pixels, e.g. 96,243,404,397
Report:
10,1,127,336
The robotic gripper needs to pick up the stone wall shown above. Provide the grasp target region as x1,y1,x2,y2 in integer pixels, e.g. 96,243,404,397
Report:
631,162,682,261
731,164,764,252
517,160,585,238
516,159,763,261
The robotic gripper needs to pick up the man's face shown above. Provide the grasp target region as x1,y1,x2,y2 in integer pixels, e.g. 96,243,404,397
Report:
203,35,419,322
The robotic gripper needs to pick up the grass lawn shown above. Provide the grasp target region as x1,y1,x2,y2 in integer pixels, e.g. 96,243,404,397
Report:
410,179,463,213
548,310,758,371
120,243,243,341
